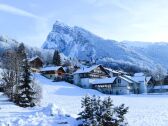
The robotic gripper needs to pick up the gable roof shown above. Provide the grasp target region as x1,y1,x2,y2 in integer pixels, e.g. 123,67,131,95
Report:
89,77,116,85
146,77,152,83
132,76,146,82
118,76,135,83
74,65,104,74
40,66,63,72
124,75,151,84
29,56,42,62
104,68,120,74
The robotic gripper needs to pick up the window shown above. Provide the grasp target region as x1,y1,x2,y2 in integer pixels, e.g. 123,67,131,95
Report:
79,73,88,78
118,79,121,83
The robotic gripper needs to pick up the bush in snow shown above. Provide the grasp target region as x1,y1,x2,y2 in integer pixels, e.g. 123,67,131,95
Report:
77,95,128,126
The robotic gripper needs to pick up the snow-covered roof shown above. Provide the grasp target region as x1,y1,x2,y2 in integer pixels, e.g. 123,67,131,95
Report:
105,68,119,74
29,56,42,62
146,77,152,83
40,66,63,72
118,76,134,83
117,70,128,74
154,85,168,89
131,76,145,83
89,77,116,85
124,75,151,84
134,72,144,77
74,65,101,74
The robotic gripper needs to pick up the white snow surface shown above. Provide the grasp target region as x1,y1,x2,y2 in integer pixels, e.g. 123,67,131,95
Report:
0,74,168,126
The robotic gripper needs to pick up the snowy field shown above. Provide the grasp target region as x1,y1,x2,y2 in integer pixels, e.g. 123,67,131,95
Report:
0,73,168,126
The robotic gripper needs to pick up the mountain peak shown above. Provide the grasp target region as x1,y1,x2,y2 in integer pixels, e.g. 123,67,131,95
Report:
52,21,71,34
42,20,168,71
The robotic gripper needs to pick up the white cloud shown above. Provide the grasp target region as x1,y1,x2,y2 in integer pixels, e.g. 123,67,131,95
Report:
0,3,39,19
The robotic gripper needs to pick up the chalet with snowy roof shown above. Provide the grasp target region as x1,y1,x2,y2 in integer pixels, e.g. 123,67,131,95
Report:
105,68,128,77
90,76,138,95
73,65,110,87
124,72,154,94
29,56,43,69
104,68,120,77
40,66,65,79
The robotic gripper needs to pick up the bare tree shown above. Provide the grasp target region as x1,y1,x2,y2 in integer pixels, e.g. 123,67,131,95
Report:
152,65,167,92
1,48,19,100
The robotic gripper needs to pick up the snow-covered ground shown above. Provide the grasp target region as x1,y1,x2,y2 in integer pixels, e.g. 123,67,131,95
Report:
0,73,168,126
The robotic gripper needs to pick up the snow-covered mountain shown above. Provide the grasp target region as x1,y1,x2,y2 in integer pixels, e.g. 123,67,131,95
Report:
121,41,168,68
42,21,168,71
0,35,19,49
0,35,19,57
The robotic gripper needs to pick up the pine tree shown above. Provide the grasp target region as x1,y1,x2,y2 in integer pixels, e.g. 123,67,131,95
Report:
94,96,103,126
78,95,129,126
90,95,98,126
17,57,36,107
114,104,129,125
53,50,61,66
12,43,26,103
78,95,93,126
102,97,114,126
16,44,36,107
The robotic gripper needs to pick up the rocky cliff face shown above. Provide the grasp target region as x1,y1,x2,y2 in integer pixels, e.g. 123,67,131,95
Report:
42,21,168,71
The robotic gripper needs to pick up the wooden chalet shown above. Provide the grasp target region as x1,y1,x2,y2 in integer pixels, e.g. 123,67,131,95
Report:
73,65,110,88
90,76,137,95
29,56,43,69
123,73,154,94
40,66,65,79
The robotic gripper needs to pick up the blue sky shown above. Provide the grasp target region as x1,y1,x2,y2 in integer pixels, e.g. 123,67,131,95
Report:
0,0,168,47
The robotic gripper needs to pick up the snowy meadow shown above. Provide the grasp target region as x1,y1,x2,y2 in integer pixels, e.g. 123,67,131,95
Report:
0,74,166,126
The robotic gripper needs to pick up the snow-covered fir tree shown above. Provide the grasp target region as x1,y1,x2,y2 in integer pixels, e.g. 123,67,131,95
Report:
78,95,128,126
78,95,93,126
16,43,39,107
114,104,129,126
101,97,114,126
17,58,35,107
53,50,61,66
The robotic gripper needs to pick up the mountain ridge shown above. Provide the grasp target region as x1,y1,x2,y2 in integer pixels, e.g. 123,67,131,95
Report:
42,21,168,71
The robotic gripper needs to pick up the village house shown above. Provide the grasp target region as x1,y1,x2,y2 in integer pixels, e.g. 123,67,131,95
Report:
29,56,43,72
73,65,110,88
73,65,155,95
124,72,153,94
90,76,138,95
40,66,65,80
